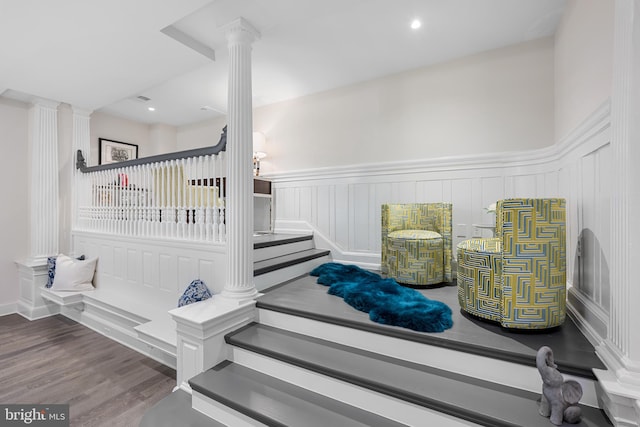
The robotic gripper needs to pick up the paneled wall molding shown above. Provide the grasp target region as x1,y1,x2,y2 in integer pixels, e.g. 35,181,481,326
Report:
72,231,227,294
593,0,640,425
268,101,611,184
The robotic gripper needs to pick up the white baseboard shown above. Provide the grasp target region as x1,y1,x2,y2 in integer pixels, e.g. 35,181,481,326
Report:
275,219,381,269
0,302,17,316
566,286,607,348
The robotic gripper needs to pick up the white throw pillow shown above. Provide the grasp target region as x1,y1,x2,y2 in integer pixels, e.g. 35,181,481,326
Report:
51,254,97,291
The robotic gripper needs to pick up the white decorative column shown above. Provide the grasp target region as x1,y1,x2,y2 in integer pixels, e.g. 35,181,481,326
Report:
222,17,260,301
170,17,261,393
72,107,92,232
594,0,640,425
30,99,61,260
15,98,61,320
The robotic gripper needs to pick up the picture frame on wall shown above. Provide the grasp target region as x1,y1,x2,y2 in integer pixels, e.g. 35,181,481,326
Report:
99,138,138,165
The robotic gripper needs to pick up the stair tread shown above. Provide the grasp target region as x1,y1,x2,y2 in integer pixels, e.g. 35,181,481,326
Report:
253,233,313,249
253,248,330,276
225,323,610,427
190,360,406,427
140,389,224,427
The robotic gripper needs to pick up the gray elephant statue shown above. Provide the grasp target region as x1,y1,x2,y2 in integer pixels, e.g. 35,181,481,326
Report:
536,346,583,425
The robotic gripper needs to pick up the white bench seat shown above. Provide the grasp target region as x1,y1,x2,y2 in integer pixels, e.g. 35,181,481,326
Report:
135,317,178,355
41,288,87,307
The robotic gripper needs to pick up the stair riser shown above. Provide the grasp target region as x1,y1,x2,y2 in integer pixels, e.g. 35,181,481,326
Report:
254,256,330,291
230,347,480,427
79,309,176,368
257,309,600,408
254,240,314,262
192,391,269,427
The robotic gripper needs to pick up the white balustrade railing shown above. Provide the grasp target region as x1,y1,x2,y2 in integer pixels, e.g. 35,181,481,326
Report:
76,151,227,243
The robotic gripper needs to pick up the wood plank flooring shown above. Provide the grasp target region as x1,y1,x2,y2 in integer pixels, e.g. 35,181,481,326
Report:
0,314,175,427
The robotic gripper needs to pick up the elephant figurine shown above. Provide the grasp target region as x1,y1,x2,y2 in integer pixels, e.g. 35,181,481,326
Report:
536,346,583,425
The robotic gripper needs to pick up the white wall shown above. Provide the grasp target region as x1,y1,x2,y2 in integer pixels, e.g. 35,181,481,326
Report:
89,112,178,166
554,0,614,141
178,37,555,174
177,118,226,151
149,123,178,156
0,98,29,311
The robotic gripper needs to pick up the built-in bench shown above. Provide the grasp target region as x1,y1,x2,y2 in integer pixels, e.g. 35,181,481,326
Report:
41,283,180,369
40,232,329,372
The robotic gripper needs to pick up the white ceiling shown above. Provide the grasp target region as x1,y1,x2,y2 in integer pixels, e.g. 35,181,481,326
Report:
0,0,566,127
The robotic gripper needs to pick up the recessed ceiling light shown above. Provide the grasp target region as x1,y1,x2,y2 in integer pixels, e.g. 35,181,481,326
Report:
148,107,156,111
410,19,422,30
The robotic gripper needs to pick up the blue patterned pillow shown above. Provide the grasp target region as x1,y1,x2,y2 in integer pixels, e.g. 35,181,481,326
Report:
178,279,213,307
46,254,85,288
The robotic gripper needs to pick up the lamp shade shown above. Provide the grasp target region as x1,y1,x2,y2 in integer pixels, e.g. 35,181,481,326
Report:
253,132,267,158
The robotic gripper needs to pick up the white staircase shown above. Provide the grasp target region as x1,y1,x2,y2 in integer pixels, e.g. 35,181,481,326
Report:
142,237,611,427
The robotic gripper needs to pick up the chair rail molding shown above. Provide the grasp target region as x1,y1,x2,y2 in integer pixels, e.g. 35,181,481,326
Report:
266,101,611,184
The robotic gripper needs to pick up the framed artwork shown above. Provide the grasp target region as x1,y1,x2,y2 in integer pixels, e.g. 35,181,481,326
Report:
99,138,138,165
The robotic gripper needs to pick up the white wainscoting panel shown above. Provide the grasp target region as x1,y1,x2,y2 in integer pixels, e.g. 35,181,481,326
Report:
271,101,612,346
73,232,227,297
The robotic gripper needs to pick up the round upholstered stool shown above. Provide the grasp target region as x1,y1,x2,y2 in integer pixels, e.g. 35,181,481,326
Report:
456,238,502,322
386,229,443,286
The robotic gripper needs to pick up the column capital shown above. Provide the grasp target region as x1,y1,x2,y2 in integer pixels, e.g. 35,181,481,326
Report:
30,98,60,110
222,17,261,45
72,106,93,118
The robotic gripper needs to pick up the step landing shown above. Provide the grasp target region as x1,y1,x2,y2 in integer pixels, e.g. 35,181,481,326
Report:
256,274,605,380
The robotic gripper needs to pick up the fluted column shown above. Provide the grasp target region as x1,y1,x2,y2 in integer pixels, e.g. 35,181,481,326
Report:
71,107,92,230
222,18,260,301
594,0,640,423
29,99,61,261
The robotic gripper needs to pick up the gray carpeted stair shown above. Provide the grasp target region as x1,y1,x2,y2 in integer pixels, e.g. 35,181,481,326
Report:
189,360,406,427
254,248,330,276
139,389,224,427
197,322,610,427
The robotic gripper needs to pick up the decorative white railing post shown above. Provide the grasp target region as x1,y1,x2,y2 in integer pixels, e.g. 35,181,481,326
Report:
221,17,260,301
594,0,640,424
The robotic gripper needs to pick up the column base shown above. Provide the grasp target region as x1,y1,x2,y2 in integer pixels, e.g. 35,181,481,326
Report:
595,341,640,426
14,258,60,320
220,287,260,304
170,297,257,391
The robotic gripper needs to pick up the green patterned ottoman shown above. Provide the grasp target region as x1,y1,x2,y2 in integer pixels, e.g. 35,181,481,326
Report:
387,229,444,286
457,238,502,322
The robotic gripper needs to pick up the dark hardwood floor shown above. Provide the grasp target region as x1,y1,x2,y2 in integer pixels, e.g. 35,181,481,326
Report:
0,314,175,427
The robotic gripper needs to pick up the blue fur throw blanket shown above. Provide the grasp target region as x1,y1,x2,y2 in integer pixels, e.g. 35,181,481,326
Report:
310,263,453,333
